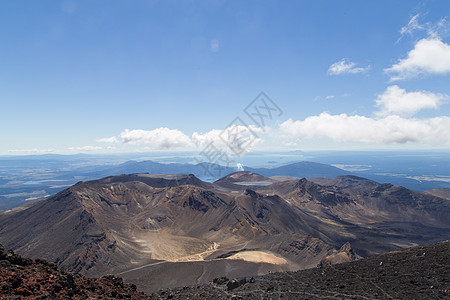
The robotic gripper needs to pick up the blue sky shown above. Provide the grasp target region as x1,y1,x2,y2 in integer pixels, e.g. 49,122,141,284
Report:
1,0,450,155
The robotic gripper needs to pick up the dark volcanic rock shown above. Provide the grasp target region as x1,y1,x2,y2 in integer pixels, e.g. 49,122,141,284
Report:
226,278,247,291
153,241,450,299
0,243,150,299
424,188,450,200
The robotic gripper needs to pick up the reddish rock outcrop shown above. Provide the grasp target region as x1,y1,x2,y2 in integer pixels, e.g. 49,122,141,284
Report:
0,244,150,299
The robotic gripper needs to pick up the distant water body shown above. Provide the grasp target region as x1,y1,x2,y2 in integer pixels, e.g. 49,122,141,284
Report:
24,179,66,185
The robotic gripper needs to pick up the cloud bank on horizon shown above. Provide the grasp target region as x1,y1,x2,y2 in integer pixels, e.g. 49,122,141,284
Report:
92,14,450,154
4,4,450,155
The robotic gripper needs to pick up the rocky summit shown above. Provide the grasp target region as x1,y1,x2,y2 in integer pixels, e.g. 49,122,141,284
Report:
1,241,448,299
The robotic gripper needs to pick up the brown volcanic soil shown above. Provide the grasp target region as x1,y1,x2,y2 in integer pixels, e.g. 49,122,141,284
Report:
0,172,449,293
0,244,150,299
425,188,450,200
308,175,378,188
153,241,450,299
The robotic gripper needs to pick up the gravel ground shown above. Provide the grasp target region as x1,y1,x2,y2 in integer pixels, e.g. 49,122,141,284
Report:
152,241,450,300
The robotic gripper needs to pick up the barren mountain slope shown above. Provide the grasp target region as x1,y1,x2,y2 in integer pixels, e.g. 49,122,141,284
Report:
424,188,450,200
251,176,450,255
0,174,342,284
0,172,448,292
153,241,450,299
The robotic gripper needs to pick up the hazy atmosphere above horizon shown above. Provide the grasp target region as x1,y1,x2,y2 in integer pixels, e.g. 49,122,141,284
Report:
1,0,450,155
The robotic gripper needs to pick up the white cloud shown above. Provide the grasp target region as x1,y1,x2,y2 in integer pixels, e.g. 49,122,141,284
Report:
192,128,223,148
99,85,448,153
120,128,191,149
375,85,448,117
68,146,102,151
192,125,265,155
385,38,450,81
7,148,56,154
325,95,335,100
96,136,118,143
282,141,298,147
399,14,450,41
210,39,219,52
433,17,450,39
278,84,450,147
327,58,370,75
98,124,266,154
280,113,450,145
400,14,423,37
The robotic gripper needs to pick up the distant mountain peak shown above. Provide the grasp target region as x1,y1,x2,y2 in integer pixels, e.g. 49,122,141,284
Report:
308,175,378,188
95,173,211,190
215,171,273,185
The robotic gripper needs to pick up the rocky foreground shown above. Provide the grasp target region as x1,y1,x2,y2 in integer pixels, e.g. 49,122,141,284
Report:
1,241,449,299
152,241,450,300
0,244,150,299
